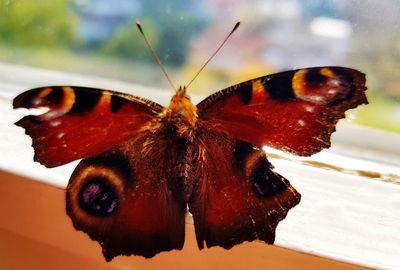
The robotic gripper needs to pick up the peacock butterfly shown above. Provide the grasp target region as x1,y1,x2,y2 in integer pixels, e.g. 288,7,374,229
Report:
13,23,367,261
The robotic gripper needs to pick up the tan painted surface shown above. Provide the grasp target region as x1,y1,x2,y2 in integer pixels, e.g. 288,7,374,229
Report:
0,170,372,270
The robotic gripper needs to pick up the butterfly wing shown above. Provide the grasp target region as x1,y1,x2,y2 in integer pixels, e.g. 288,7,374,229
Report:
189,66,367,249
66,129,186,261
189,130,301,249
13,86,163,167
197,67,367,156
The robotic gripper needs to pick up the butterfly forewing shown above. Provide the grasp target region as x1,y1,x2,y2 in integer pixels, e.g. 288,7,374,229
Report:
13,86,163,167
197,66,367,156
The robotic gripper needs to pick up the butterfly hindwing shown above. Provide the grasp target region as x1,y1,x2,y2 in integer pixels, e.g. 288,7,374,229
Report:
66,129,186,261
13,86,163,167
198,67,367,156
189,129,301,249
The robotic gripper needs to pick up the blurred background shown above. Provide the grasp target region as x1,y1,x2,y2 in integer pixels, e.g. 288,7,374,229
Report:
0,0,399,132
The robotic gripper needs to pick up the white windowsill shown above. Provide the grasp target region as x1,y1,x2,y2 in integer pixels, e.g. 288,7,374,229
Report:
1,62,399,269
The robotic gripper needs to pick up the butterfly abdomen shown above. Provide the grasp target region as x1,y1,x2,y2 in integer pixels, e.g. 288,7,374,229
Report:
166,137,198,203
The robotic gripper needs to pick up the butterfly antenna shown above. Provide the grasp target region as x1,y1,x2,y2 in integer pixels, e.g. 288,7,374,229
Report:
136,21,177,91
186,22,241,89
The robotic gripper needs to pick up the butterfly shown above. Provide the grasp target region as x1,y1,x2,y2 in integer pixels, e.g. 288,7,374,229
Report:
13,22,367,262
13,65,367,261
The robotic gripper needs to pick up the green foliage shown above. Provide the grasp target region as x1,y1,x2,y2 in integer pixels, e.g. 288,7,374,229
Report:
101,19,159,62
100,0,207,66
0,0,77,47
101,15,207,67
354,90,400,133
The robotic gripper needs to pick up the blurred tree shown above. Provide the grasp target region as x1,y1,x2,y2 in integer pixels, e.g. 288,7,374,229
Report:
101,19,159,61
101,0,207,66
0,0,77,47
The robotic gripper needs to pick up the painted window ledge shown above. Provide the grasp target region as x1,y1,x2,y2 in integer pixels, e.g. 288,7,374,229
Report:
1,63,399,270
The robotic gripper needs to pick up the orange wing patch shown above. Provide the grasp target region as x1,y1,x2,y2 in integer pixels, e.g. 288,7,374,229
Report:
250,79,269,104
292,67,354,105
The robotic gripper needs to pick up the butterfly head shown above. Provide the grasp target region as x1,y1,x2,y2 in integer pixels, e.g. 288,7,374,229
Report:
161,86,198,138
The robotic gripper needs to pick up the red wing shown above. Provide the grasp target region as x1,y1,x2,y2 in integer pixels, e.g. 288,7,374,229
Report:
198,67,367,156
189,130,301,249
66,131,186,260
13,86,163,167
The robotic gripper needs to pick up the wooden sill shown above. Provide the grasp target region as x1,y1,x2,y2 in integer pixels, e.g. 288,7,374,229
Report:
0,170,371,270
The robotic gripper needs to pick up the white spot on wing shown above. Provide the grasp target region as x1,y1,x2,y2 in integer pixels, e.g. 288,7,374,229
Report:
57,132,65,139
330,78,340,86
305,105,315,112
298,119,306,126
328,89,337,94
50,120,61,127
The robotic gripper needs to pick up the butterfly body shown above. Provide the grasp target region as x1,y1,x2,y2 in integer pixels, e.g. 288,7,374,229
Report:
162,86,198,135
13,66,367,261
